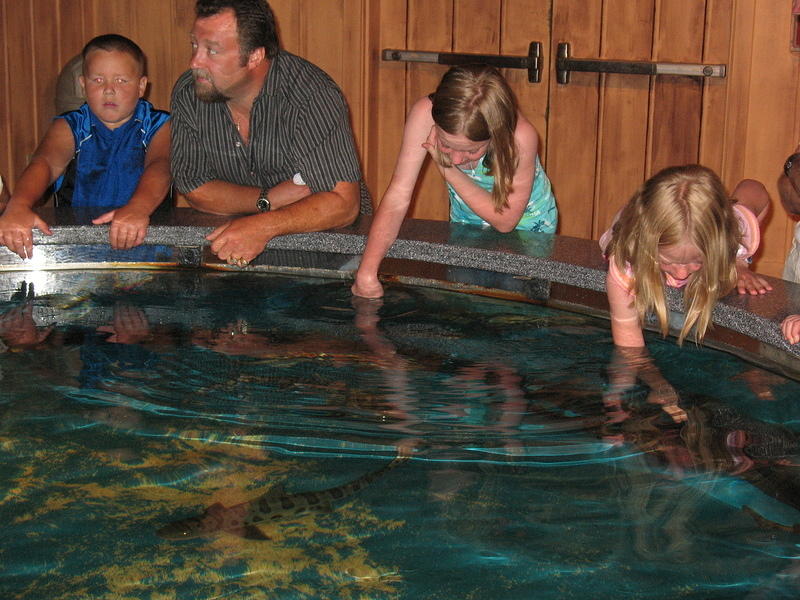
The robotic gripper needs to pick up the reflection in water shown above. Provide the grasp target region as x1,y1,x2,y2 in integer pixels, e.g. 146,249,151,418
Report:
1,271,800,599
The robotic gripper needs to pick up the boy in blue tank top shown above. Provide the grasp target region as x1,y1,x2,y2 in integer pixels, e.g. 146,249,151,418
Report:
0,34,170,258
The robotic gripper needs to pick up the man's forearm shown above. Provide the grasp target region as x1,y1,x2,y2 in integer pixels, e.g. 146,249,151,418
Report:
251,181,359,237
184,179,311,216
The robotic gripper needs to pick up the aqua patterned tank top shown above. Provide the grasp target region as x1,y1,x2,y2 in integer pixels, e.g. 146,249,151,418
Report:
447,154,557,232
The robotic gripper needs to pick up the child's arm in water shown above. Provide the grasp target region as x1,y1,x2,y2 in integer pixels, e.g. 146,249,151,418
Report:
424,116,539,233
91,122,172,250
606,268,646,348
352,97,432,298
0,119,75,258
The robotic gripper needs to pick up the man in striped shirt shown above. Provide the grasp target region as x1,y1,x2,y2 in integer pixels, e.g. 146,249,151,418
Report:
171,0,363,267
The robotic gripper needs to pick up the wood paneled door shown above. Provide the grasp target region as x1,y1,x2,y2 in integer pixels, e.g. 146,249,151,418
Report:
364,0,793,277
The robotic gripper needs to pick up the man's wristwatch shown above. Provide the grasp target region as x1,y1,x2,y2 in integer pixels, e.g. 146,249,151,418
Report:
256,187,271,212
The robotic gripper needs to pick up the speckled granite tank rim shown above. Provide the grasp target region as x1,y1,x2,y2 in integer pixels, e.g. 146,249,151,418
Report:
5,208,800,371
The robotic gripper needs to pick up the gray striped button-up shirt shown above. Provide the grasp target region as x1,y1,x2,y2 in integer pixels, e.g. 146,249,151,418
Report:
170,50,362,199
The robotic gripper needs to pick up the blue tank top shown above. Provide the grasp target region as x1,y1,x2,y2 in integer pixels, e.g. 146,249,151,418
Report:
447,154,557,233
55,99,170,209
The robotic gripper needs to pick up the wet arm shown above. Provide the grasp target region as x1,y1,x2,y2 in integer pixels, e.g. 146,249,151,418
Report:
352,99,431,297
607,269,645,348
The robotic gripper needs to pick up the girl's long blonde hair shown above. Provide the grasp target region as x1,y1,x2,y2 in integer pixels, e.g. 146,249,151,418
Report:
431,64,518,212
606,165,741,344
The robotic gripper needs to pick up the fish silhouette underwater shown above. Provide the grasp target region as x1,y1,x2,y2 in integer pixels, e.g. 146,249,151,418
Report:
157,452,409,541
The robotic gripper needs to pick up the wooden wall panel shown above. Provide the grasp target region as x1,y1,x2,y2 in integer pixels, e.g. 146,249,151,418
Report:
33,0,60,136
454,0,500,51
548,0,602,239
170,0,196,94
648,0,706,174
405,0,453,221
268,0,300,52
364,0,408,209
57,0,86,74
593,0,655,238
5,1,38,182
502,0,552,163
294,0,366,158
698,0,733,176
131,0,178,112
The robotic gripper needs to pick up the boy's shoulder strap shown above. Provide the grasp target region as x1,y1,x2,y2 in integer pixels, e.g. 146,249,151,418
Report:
133,100,171,147
57,104,93,153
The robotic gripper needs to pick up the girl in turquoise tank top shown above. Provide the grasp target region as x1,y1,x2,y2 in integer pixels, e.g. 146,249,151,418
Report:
353,65,558,299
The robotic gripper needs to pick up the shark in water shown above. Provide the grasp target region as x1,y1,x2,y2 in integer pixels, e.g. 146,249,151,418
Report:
157,453,409,541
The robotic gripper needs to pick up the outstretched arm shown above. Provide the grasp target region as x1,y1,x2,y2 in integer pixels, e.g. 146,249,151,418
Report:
351,97,432,298
0,119,74,257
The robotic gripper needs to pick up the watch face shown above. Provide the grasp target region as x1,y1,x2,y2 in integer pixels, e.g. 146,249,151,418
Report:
257,197,271,212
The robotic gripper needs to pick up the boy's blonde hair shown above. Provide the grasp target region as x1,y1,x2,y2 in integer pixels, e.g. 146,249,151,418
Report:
431,65,518,212
607,164,741,344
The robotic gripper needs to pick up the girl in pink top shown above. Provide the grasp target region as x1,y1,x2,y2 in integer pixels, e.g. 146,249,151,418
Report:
601,165,771,348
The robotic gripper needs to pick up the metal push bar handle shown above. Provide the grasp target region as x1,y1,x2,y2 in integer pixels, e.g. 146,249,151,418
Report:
382,42,543,83
556,42,726,84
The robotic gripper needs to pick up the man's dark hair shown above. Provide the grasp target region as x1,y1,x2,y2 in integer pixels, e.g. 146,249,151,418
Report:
81,34,146,76
196,0,279,62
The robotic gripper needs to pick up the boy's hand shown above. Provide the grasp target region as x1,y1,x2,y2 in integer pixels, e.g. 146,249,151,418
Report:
92,206,150,250
0,204,52,259
782,314,800,345
736,261,773,295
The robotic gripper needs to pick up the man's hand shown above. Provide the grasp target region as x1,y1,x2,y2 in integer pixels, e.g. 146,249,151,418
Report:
206,214,272,265
92,205,151,250
0,204,52,259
